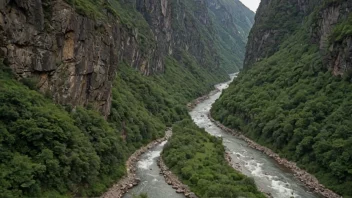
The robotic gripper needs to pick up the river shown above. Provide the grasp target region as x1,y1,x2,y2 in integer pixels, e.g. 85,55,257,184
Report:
123,141,185,198
125,73,320,198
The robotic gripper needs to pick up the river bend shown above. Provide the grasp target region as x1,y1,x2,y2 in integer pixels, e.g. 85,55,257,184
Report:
125,74,320,198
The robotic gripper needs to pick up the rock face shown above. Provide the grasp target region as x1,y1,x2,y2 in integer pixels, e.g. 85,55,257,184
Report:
244,0,352,76
134,0,173,57
158,157,198,198
205,0,254,72
243,0,317,68
0,0,163,117
0,0,254,117
317,1,352,76
328,36,352,76
206,0,254,41
133,0,254,72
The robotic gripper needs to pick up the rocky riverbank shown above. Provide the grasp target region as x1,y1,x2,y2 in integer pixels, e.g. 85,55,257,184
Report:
101,129,172,198
187,89,220,110
102,87,221,198
208,114,341,198
224,151,273,198
158,157,198,198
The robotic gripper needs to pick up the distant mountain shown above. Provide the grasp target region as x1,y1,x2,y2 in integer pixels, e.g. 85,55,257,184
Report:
206,0,255,72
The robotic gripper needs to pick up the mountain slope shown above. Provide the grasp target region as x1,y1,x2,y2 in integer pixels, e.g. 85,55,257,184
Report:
0,0,255,197
211,0,352,196
206,0,255,72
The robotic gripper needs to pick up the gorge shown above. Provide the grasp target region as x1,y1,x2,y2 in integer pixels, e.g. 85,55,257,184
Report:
212,0,352,197
0,0,351,198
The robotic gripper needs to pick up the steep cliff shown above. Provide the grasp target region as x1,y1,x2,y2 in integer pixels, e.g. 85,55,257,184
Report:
0,0,165,117
212,0,352,196
134,0,222,71
133,0,254,73
244,0,352,74
206,0,255,72
0,0,255,197
0,0,253,117
320,1,352,76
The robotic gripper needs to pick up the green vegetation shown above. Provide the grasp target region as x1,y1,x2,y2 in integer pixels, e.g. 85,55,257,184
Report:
0,50,230,197
207,0,254,72
152,54,228,104
244,0,314,68
64,0,100,18
63,0,156,54
0,63,126,197
0,0,256,197
106,1,156,54
216,0,254,40
253,0,304,31
63,0,253,73
330,13,352,42
108,53,230,148
109,62,185,149
170,0,250,73
162,120,265,198
170,0,222,72
211,6,352,197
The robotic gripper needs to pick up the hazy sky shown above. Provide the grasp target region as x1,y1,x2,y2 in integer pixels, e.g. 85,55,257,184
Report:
239,0,261,12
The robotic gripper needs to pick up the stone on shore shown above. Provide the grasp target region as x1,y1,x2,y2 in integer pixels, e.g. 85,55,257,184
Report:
208,113,342,198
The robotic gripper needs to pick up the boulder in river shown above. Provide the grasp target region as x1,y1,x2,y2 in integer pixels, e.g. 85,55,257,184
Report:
176,188,185,193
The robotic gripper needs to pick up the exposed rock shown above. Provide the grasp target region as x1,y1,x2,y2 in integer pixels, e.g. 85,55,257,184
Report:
101,128,172,198
134,0,220,69
176,188,184,193
158,157,198,198
245,0,352,76
0,0,165,117
244,0,320,68
0,0,250,118
208,113,342,198
318,1,352,76
187,89,220,110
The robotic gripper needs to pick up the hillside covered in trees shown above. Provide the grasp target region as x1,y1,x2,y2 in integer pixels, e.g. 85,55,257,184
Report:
162,119,265,198
211,0,352,196
0,0,255,197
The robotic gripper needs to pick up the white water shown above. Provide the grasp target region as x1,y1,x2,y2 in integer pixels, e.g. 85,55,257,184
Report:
123,141,185,198
189,73,320,198
138,141,167,170
125,73,321,198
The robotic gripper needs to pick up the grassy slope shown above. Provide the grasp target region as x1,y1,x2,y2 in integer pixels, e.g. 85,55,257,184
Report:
211,6,352,197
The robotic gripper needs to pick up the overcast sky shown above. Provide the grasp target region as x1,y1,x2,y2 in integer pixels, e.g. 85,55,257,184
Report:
239,0,261,12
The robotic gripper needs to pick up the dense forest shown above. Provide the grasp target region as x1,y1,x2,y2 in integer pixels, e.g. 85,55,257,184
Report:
211,0,352,197
0,52,228,197
162,120,265,198
0,45,237,197
0,0,257,196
